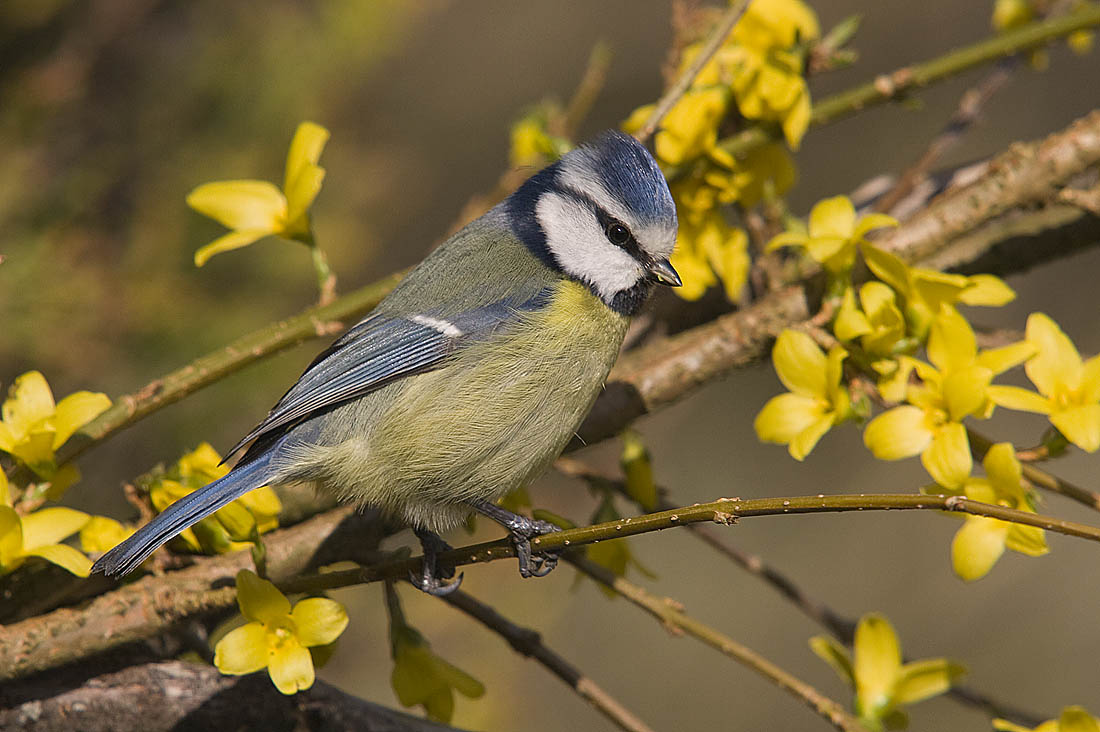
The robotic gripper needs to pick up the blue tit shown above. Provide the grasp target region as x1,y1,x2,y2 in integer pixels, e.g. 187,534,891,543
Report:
93,130,680,594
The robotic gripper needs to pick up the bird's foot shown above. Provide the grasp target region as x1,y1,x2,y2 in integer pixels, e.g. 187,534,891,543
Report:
469,500,562,579
410,528,463,596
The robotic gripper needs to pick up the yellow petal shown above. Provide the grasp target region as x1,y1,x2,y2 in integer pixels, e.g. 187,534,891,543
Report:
268,640,315,694
781,86,811,149
853,212,898,240
790,414,835,461
809,635,855,686
1005,524,1048,557
0,470,9,507
236,569,291,625
982,443,1022,498
910,269,971,311
806,236,851,269
864,405,934,460
854,613,901,717
51,391,111,449
1051,404,1100,452
860,243,911,295
214,622,270,675
977,341,1036,376
922,423,972,490
986,385,1051,414
45,462,81,501
194,229,271,267
1059,707,1100,732
772,330,828,398
952,516,1007,581
3,371,56,434
284,165,325,237
20,507,90,550
755,393,826,447
283,121,330,193
0,506,24,566
80,516,134,554
824,345,849,406
1081,354,1100,403
1025,313,1080,397
808,195,856,239
927,306,976,373
186,180,287,232
24,543,91,577
894,658,964,704
835,287,871,341
291,597,349,647
958,274,1015,306
765,230,810,252
941,365,992,422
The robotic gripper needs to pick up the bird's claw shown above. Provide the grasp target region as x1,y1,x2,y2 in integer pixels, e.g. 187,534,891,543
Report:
510,518,562,579
411,529,463,596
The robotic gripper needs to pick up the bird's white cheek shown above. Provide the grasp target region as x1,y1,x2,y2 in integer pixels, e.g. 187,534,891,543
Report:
536,192,643,300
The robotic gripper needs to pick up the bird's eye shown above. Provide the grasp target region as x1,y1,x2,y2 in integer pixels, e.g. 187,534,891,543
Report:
606,222,631,245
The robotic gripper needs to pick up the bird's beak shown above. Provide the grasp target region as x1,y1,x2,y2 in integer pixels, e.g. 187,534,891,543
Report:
647,258,682,287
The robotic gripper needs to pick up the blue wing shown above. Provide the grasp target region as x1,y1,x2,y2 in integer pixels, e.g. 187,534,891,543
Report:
226,289,552,458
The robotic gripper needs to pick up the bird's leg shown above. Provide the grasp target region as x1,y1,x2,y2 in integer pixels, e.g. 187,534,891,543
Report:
409,527,463,596
469,499,561,578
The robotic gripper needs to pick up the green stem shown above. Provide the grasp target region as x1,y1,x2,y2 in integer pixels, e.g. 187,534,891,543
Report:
309,241,337,306
705,4,1100,165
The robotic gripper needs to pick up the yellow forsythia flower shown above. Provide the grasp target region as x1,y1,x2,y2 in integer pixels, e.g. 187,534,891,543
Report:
863,306,1033,488
187,121,329,266
768,195,897,275
810,613,965,730
986,313,1100,452
0,371,110,495
214,570,348,694
620,429,657,511
80,516,135,554
391,621,485,722
670,207,749,301
861,243,1014,339
755,329,852,460
147,443,281,556
509,105,572,168
0,477,91,576
935,442,1047,581
994,706,1100,732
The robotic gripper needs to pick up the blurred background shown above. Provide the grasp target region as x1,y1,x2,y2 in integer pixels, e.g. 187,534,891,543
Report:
2,1,1099,729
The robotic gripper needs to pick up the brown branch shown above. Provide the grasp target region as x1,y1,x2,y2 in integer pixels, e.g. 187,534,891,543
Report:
441,590,655,732
876,109,1100,264
567,555,869,732
633,0,753,144
0,659,457,732
874,58,1017,216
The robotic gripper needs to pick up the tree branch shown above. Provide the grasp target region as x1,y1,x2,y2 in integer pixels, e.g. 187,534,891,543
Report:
708,4,1100,165
0,659,457,732
441,589,656,732
567,555,869,732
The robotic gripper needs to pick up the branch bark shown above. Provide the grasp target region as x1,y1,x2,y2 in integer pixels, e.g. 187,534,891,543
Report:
0,660,456,732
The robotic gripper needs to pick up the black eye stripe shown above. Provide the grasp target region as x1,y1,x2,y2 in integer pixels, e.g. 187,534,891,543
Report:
558,188,650,265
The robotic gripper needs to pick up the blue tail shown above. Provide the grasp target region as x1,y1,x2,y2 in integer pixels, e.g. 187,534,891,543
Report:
92,451,276,577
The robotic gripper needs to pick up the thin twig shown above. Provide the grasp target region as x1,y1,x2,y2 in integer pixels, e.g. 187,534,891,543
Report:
567,555,868,732
441,589,656,732
699,4,1100,171
633,0,753,144
968,428,1100,512
554,457,1046,727
557,42,613,140
874,58,1018,215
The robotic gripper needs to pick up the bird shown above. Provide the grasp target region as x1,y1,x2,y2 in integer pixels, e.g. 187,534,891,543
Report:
93,130,680,594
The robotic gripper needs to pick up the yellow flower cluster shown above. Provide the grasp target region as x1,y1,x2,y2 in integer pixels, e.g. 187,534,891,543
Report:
757,190,1100,581
995,706,1100,732
622,0,818,302
811,613,964,730
0,471,91,577
0,371,110,498
146,442,281,557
